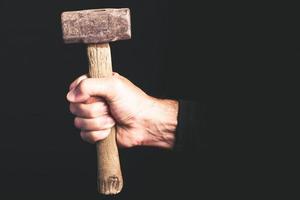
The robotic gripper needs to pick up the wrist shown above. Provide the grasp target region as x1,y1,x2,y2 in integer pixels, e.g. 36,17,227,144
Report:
140,97,179,149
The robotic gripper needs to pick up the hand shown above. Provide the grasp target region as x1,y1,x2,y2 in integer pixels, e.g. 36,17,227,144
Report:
67,73,178,149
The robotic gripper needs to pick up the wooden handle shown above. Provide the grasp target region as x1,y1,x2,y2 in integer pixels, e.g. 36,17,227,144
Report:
87,43,123,195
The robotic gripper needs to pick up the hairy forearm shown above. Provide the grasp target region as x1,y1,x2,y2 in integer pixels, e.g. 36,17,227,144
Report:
141,98,179,149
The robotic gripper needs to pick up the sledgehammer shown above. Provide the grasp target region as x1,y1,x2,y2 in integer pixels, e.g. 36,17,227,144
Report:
61,8,131,195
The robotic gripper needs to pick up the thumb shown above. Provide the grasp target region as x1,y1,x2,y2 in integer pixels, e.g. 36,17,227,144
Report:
66,77,115,103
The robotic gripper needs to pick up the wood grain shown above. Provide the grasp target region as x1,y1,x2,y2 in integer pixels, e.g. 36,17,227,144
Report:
87,43,123,195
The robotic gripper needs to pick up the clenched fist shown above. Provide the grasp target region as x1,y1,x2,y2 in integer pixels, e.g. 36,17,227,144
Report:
67,73,178,149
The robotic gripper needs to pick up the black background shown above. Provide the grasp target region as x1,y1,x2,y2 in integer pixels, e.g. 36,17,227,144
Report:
0,0,212,199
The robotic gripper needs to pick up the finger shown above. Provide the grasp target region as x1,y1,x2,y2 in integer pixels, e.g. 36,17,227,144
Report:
74,116,115,131
69,74,88,90
80,130,111,144
85,96,105,104
70,101,109,118
67,75,119,103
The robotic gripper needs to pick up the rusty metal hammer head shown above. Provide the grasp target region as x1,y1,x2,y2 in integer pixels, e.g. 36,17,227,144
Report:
61,8,131,44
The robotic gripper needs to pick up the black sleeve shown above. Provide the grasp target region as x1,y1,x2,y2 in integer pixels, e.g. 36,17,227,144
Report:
173,100,208,152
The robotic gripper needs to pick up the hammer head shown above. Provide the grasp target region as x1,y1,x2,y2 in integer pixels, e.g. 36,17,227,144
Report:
61,8,131,44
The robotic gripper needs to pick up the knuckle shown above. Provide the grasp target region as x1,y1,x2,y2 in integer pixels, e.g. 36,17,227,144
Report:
78,79,89,93
70,103,81,115
74,117,81,128
80,130,109,144
80,131,86,140
88,104,99,118
96,130,110,140
80,131,93,143
89,132,101,143
69,104,75,114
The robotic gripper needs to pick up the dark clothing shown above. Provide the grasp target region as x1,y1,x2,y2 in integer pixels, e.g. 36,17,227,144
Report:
175,100,208,152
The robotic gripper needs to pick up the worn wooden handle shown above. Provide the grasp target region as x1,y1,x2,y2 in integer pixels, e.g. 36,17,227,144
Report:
87,43,123,195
